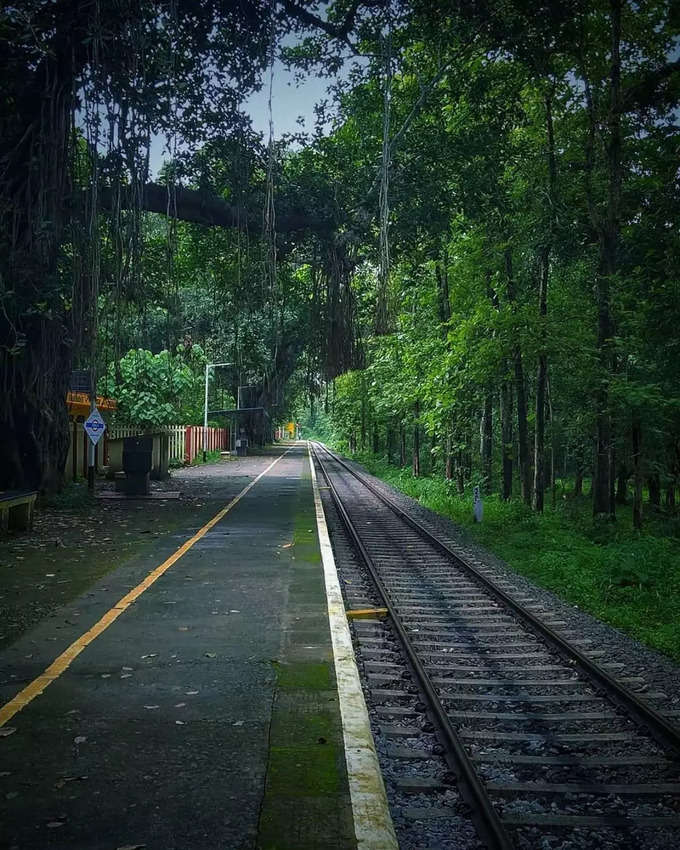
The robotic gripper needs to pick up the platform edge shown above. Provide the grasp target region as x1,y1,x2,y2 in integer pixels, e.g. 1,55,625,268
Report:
308,442,399,850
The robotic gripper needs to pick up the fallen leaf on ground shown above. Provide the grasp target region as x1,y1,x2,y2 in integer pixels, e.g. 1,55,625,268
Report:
116,844,147,849
175,720,185,725
0,728,16,738
143,705,159,710
174,703,186,708
232,720,244,726
185,690,199,695
281,543,293,549
205,652,217,658
55,776,87,789
46,821,65,828
74,736,87,744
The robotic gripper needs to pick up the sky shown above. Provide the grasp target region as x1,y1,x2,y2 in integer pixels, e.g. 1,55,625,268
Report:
148,57,339,178
245,61,334,139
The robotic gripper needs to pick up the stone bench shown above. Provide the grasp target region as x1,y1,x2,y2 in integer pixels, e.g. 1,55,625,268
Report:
0,490,38,534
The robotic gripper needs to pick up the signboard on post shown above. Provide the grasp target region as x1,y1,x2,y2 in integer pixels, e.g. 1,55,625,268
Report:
83,408,106,446
473,485,483,523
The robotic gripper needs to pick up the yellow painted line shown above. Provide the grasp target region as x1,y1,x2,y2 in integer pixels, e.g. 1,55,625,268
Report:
0,450,290,728
346,608,389,620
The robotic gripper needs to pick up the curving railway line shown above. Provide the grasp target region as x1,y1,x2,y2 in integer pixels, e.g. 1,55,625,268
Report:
310,441,680,850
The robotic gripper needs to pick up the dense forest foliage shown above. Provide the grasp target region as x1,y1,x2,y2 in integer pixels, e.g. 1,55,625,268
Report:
1,0,678,536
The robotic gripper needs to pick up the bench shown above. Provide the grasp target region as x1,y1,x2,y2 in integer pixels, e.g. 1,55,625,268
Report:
0,490,38,534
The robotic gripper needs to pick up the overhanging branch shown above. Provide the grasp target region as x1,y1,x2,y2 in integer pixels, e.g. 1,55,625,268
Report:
99,182,332,234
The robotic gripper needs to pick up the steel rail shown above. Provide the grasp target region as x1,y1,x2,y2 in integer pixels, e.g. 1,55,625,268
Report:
312,441,680,758
311,443,516,850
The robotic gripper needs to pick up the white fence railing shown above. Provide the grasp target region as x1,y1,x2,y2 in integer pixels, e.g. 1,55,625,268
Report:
107,424,230,465
168,425,185,463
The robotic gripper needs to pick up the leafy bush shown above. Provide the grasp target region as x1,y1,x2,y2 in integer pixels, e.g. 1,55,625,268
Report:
102,345,208,428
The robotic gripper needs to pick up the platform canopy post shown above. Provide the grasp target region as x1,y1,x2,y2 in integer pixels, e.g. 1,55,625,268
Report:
203,362,233,462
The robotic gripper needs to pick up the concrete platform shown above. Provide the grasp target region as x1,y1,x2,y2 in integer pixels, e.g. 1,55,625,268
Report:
0,446,392,850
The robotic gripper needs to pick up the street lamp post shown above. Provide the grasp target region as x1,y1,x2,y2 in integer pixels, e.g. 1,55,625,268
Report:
203,362,232,462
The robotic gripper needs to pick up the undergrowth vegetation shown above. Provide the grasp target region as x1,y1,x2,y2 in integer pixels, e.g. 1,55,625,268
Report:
351,452,680,662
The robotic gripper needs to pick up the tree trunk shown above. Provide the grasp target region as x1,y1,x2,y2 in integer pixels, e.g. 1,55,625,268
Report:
445,429,454,481
399,424,406,467
591,0,622,520
608,416,617,519
412,402,420,477
456,450,465,496
632,417,642,530
648,474,661,509
500,381,513,500
386,425,394,464
0,17,80,494
533,352,547,514
372,421,379,455
616,464,629,504
593,411,612,516
533,92,557,515
360,379,367,450
481,393,492,491
505,247,531,505
574,468,584,498
532,307,549,516
665,483,676,512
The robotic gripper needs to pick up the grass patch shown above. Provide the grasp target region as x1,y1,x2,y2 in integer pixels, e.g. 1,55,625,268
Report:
351,452,680,662
189,449,223,466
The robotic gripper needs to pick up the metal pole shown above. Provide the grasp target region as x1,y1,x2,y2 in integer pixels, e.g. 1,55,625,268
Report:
204,363,233,463
88,367,96,492
203,363,210,463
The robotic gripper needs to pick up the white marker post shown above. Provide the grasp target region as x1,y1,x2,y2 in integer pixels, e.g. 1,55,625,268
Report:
473,485,483,523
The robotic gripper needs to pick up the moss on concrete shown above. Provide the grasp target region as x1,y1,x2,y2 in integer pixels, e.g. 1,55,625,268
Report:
257,451,356,850
276,660,333,691
267,744,341,795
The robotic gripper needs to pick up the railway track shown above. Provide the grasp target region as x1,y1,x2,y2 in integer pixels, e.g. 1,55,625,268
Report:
310,441,680,849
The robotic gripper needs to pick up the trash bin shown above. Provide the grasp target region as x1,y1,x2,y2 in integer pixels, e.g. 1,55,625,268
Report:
235,437,248,457
122,436,153,495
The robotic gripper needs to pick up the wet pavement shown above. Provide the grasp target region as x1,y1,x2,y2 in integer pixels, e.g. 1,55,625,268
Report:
0,446,356,850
